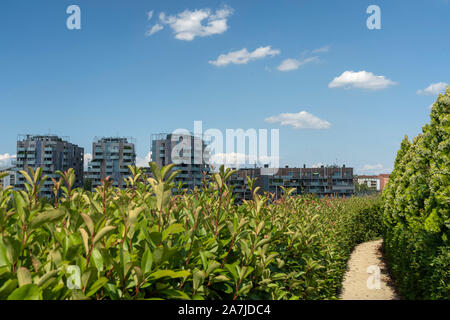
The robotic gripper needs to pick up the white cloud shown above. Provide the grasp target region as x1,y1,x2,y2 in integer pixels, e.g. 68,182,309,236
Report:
210,152,279,168
265,111,331,130
147,10,154,20
209,46,280,67
328,70,397,90
0,153,16,169
146,24,164,36
312,45,330,53
357,164,391,175
136,151,152,168
277,56,319,72
159,7,233,41
417,82,448,95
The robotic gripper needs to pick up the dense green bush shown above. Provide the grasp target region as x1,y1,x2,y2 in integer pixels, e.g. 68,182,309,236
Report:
0,164,382,300
382,87,450,300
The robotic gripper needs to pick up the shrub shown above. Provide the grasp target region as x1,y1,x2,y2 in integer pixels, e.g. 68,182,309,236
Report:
382,87,450,300
0,164,382,300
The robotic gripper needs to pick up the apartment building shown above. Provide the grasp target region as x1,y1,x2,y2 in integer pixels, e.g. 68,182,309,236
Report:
14,135,84,196
355,174,391,192
356,175,380,191
151,133,211,189
230,165,355,201
0,167,15,189
86,137,136,189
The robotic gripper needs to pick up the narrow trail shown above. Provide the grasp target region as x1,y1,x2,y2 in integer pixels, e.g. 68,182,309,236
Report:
340,239,399,300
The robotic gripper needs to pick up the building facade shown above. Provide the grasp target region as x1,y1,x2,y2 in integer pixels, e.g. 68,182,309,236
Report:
230,165,355,201
0,167,16,189
378,174,390,192
86,137,136,188
356,175,380,191
151,133,211,189
355,174,391,192
15,135,84,196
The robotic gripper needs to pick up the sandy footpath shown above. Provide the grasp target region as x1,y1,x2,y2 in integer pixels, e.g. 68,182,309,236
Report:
340,239,399,300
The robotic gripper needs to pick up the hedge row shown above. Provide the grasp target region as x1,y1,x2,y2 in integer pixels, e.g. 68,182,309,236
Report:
382,87,449,299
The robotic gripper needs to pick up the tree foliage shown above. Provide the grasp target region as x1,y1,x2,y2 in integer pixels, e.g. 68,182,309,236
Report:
382,86,450,299
0,163,382,300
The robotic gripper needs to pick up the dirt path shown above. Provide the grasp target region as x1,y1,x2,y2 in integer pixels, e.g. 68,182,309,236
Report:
340,239,399,300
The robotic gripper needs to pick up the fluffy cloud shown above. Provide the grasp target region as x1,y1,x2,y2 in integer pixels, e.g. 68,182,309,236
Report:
357,164,391,175
265,111,331,130
136,151,152,168
277,56,319,72
146,24,164,36
209,46,280,67
0,153,16,169
417,82,448,95
328,71,397,90
159,7,233,41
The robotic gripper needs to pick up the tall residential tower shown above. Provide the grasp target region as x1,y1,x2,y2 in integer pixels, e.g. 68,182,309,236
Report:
15,135,84,196
87,137,136,189
151,133,211,189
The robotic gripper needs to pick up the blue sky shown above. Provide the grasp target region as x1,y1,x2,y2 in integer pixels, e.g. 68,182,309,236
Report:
0,0,449,174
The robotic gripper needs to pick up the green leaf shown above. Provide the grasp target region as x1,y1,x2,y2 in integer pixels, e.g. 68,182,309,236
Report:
127,207,143,227
91,248,104,271
37,270,60,287
0,279,18,299
193,269,203,291
93,226,116,245
79,228,89,255
225,263,239,282
80,213,95,236
3,237,21,265
0,239,9,267
149,232,162,245
17,267,32,287
162,223,184,241
205,261,220,277
29,209,65,230
141,250,153,275
7,284,41,300
148,269,190,281
85,277,108,298
13,191,27,224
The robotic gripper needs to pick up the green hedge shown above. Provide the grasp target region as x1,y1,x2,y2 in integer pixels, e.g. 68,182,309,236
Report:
382,87,450,300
